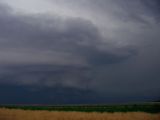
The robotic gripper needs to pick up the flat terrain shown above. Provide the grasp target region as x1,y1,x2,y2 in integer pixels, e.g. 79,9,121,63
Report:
0,108,160,120
1,103,160,113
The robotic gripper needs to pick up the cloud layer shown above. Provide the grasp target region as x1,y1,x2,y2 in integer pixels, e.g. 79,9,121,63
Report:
0,0,160,103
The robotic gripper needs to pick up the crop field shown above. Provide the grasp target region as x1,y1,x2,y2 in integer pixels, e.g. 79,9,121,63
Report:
0,108,160,120
0,103,160,120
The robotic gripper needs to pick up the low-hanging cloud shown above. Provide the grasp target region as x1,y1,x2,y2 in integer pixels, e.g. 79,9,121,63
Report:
0,0,160,103
0,3,136,89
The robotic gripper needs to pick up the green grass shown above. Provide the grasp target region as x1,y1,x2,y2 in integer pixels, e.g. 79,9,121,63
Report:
0,103,160,113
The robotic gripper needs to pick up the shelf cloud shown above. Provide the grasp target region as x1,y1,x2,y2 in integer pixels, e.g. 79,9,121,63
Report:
0,0,160,104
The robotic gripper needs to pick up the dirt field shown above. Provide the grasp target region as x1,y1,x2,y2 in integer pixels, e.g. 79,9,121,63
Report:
0,108,159,120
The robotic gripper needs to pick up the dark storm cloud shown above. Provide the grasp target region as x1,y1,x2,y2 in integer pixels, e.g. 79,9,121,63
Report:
117,0,160,23
0,65,92,90
0,84,103,104
0,3,134,65
0,3,136,90
0,0,160,104
47,0,160,101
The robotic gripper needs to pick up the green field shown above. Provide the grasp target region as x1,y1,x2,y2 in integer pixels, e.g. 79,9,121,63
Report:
0,103,160,113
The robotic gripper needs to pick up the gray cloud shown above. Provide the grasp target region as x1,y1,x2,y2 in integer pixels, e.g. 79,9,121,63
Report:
0,1,160,103
0,65,91,89
0,3,135,89
48,0,160,23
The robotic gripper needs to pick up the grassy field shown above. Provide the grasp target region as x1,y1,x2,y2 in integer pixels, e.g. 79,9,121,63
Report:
0,108,160,120
0,103,160,113
0,103,159,120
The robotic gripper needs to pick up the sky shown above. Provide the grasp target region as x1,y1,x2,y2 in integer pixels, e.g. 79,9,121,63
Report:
0,0,160,104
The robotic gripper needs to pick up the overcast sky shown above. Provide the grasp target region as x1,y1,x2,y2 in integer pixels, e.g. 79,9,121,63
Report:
0,0,160,104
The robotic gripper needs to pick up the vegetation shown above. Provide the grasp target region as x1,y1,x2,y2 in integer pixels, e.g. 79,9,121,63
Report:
0,103,160,113
0,109,160,120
